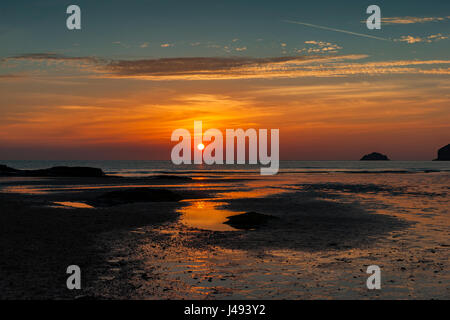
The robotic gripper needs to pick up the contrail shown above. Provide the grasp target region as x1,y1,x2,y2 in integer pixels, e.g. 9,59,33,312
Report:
283,19,390,41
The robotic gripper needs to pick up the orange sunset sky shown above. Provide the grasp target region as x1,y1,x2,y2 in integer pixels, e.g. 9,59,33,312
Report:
0,1,449,160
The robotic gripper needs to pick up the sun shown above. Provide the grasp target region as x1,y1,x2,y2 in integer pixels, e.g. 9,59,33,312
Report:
197,143,205,151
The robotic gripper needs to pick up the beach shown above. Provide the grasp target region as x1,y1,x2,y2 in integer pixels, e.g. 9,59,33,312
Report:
0,161,449,299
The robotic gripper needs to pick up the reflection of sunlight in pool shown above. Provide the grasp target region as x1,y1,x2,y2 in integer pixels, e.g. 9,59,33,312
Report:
179,200,241,231
179,178,294,231
53,201,94,209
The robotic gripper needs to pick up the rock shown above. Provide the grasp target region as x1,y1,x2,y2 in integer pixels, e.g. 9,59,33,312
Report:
224,211,278,230
360,152,390,161
0,165,20,176
30,166,105,177
93,188,182,206
434,144,450,161
327,242,338,247
0,165,105,177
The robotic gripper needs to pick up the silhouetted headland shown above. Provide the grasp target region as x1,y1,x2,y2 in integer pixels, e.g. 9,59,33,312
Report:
360,152,390,161
0,165,105,177
434,144,450,161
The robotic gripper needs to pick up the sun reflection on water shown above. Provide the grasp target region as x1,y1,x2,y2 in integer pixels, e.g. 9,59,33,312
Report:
179,200,242,231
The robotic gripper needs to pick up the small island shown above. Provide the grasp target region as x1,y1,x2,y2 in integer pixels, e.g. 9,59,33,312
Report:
434,144,450,161
360,152,390,161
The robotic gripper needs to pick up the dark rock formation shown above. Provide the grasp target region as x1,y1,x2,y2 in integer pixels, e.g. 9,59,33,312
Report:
92,188,182,206
224,211,278,230
360,152,390,161
30,166,105,177
0,165,105,177
434,144,450,161
0,165,19,175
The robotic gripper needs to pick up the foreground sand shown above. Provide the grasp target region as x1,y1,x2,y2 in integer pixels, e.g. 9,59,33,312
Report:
0,173,448,299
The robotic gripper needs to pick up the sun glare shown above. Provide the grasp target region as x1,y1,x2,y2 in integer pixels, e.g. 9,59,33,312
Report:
197,143,205,151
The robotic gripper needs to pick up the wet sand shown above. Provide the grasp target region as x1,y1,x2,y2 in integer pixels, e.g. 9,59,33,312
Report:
0,173,448,299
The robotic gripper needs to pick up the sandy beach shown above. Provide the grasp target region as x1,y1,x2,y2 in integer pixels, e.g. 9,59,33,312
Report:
0,166,448,299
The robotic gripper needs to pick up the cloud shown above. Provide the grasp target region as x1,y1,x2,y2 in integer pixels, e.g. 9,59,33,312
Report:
235,46,247,52
395,34,449,44
140,42,149,48
381,16,450,24
396,36,424,44
160,43,174,48
299,41,342,54
101,55,450,80
104,56,306,76
427,33,448,41
3,53,450,80
3,53,101,63
1,53,104,75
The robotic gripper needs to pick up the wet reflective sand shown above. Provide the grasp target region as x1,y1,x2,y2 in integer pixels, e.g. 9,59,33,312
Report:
0,172,448,299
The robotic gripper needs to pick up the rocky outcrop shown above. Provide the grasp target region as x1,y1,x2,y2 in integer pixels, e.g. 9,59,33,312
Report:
0,165,20,175
434,144,450,161
360,152,390,161
0,165,105,177
92,188,183,206
224,211,278,230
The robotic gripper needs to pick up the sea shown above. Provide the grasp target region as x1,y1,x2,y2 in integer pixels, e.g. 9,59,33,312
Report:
1,160,449,177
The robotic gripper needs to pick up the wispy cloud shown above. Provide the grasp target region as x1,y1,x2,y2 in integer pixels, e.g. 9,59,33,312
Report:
3,53,101,63
428,33,449,40
100,56,450,80
381,16,450,25
235,46,247,52
3,53,450,80
104,56,306,76
299,41,342,54
395,33,449,44
396,36,423,44
106,57,450,79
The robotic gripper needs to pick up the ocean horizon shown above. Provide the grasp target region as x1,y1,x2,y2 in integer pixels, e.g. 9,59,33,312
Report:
1,160,449,177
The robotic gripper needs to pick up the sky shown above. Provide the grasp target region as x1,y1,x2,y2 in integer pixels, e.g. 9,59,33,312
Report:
0,0,449,160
